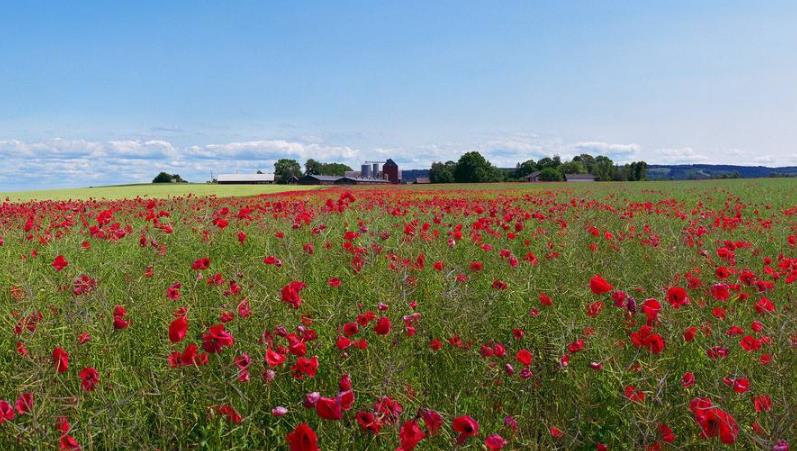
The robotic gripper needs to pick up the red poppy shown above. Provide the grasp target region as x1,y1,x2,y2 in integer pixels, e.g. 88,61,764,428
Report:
191,257,210,271
420,408,443,435
624,385,645,403
168,343,209,368
658,423,676,443
52,255,69,271
60,435,80,450
237,299,252,318
356,411,381,433
641,298,661,324
515,349,533,367
281,281,307,309
216,404,242,424
665,286,689,308
589,275,613,294
740,335,761,352
166,316,188,343
315,396,342,420
291,356,319,379
15,393,33,415
539,292,553,306
586,301,604,318
53,347,69,374
79,367,100,391
452,415,479,444
201,324,234,353
0,401,15,424
630,325,665,354
755,297,775,314
485,434,507,450
689,398,739,444
374,317,391,335
753,394,772,413
398,420,425,451
682,371,696,388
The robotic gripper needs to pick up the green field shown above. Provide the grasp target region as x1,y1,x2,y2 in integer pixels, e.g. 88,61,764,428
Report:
8,178,796,203
1,183,319,201
0,178,795,449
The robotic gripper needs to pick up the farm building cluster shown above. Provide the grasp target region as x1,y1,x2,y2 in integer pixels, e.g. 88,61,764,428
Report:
214,159,402,185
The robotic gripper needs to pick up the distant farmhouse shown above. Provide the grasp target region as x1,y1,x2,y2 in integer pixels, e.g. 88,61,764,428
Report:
300,159,401,185
523,171,595,182
525,171,542,182
564,173,596,182
215,173,274,184
299,175,390,185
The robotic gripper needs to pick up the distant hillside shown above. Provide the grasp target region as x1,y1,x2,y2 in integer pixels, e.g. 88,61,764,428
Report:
401,164,797,182
401,169,430,182
647,164,797,180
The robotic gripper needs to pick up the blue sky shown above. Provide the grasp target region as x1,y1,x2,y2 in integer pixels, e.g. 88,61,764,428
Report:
1,1,796,190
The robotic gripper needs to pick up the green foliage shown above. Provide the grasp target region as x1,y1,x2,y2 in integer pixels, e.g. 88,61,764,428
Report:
538,167,563,181
304,160,352,176
0,179,795,448
430,161,456,183
453,151,503,183
274,159,302,183
537,156,562,170
592,156,614,181
514,160,538,179
560,160,586,174
153,172,187,183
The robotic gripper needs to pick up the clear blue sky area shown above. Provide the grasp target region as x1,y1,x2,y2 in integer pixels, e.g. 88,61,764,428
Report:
1,1,795,189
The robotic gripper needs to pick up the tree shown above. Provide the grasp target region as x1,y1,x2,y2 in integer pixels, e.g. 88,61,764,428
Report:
560,160,586,174
304,160,352,176
453,151,500,183
633,161,648,181
274,159,302,184
537,156,562,170
304,159,322,176
153,172,186,183
592,156,614,181
514,160,538,179
574,154,596,173
430,161,456,183
538,167,563,181
319,162,352,176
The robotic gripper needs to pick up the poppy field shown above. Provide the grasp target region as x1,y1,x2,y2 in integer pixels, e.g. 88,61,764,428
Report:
0,180,795,450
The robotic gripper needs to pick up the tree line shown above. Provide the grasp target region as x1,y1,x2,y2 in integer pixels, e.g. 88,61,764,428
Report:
429,151,647,183
273,159,354,184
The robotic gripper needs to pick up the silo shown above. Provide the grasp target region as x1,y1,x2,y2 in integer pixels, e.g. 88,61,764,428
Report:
372,163,380,178
360,164,371,178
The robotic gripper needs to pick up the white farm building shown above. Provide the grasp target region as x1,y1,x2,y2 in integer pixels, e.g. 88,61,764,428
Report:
216,173,275,184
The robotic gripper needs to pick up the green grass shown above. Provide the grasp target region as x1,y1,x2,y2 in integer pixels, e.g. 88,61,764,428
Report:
1,183,319,201
0,178,795,449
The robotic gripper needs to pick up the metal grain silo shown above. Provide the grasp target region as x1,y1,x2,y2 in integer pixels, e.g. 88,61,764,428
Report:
361,164,371,178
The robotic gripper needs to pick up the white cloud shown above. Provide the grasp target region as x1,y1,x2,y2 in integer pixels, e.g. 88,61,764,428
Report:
0,137,368,191
1,134,793,191
188,140,360,162
571,141,641,162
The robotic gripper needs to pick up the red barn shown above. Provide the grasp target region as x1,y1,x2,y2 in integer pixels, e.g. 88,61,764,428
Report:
382,158,400,183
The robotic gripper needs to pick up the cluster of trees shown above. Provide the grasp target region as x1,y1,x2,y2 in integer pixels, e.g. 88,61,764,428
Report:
152,172,188,183
429,152,504,183
303,159,352,177
273,159,354,184
429,152,648,183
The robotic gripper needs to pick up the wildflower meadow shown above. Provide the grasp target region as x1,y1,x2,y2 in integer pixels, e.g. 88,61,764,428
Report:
0,180,795,450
